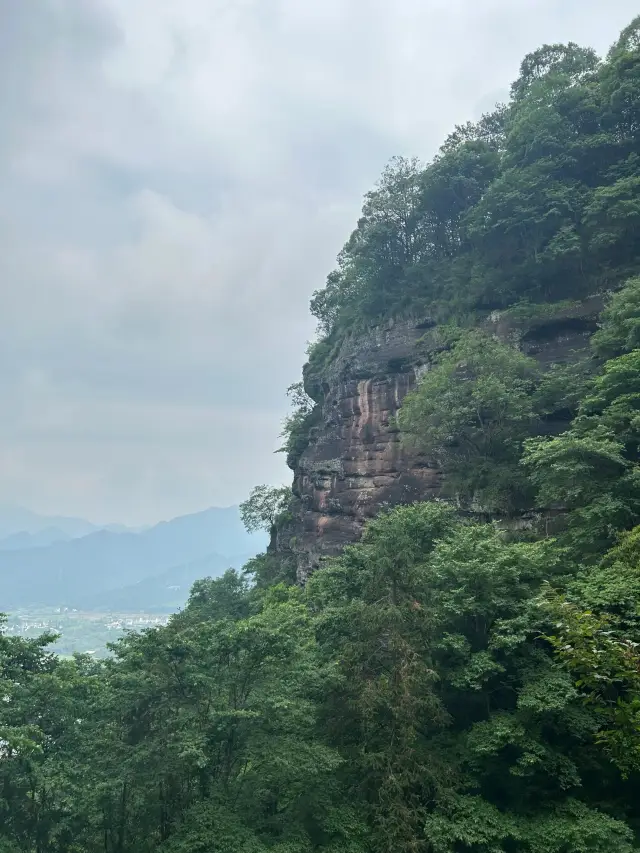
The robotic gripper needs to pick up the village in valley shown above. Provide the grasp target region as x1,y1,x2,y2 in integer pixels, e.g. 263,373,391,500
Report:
4,608,171,657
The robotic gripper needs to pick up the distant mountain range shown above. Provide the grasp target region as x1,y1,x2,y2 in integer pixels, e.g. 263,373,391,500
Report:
80,552,255,613
0,506,267,611
0,527,73,550
0,505,141,544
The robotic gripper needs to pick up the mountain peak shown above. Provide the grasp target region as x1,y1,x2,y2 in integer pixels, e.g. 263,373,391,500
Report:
0,505,267,609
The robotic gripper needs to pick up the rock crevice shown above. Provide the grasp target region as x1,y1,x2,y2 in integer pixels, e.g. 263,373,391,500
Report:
286,299,602,582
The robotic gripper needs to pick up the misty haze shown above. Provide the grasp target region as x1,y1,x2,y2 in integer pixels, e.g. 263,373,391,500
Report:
2,2,640,851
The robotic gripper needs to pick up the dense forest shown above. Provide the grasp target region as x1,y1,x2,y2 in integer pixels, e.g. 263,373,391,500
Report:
3,17,640,853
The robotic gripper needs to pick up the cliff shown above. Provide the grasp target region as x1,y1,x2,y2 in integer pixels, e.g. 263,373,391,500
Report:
272,24,640,583
285,296,603,582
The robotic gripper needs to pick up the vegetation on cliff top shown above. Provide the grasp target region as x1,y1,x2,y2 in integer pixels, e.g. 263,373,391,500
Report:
278,17,640,471
3,18,640,853
309,22,640,340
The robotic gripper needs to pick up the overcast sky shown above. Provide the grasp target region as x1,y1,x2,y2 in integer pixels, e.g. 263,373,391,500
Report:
0,0,637,525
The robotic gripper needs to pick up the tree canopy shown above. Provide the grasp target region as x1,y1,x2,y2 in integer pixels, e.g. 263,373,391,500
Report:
239,484,292,534
308,19,640,343
3,18,640,853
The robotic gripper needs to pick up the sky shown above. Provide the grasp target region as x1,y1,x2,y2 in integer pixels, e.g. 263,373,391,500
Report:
0,0,638,526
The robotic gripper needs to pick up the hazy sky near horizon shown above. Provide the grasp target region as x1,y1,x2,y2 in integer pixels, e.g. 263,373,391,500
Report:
0,0,637,525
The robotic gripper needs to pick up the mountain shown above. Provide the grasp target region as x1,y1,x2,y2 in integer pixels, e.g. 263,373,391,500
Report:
0,506,142,541
0,506,267,609
81,552,255,612
0,527,72,550
0,506,96,540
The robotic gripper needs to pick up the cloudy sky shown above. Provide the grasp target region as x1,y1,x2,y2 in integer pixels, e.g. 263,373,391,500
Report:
0,0,637,525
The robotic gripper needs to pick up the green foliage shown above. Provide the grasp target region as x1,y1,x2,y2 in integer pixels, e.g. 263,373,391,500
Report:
498,298,582,328
243,551,297,589
593,277,640,357
304,336,338,394
308,503,457,853
521,275,640,554
307,504,635,852
310,156,430,333
277,382,321,470
510,42,600,101
538,522,640,778
307,22,640,357
523,352,640,555
425,796,634,853
240,484,292,534
543,590,640,778
533,359,593,421
5,18,640,853
398,331,539,511
1,573,363,853
2,490,640,851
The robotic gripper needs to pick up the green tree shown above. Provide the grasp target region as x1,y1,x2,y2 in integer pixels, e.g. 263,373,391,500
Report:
276,381,320,470
592,276,640,358
307,503,458,853
305,17,640,340
510,43,600,102
0,618,103,852
240,484,292,534
523,349,640,555
544,594,640,778
5,17,640,853
308,504,634,853
310,157,428,331
398,331,539,511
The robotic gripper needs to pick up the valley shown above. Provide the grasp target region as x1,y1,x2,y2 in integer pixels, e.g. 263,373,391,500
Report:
3,607,171,657
3,9,640,852
0,504,268,655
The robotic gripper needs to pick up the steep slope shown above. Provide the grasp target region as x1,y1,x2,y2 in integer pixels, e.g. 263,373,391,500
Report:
287,301,601,579
278,30,640,580
3,21,640,853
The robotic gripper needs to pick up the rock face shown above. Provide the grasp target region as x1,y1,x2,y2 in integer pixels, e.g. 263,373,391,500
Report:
287,297,604,582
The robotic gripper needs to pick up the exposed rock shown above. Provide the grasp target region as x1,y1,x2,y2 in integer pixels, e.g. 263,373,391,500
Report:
286,299,604,582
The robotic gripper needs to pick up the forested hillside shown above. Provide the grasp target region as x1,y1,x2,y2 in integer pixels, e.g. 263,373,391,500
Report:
2,18,640,853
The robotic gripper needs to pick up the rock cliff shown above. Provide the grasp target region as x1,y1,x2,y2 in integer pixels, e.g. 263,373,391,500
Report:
284,296,604,582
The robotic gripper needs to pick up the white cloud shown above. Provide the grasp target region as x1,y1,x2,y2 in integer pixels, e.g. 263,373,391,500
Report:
0,0,638,523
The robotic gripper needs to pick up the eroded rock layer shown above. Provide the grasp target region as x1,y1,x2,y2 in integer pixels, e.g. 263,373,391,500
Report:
288,298,603,581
